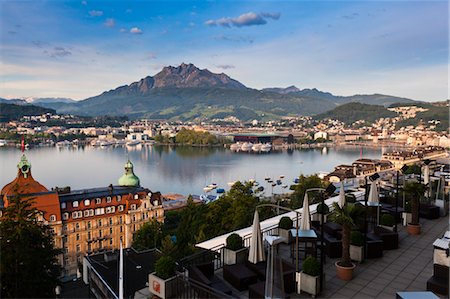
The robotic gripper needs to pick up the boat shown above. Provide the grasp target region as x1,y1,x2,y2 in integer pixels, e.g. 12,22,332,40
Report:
267,180,273,183
293,178,300,184
208,183,218,189
126,140,141,146
240,142,253,151
271,183,277,187
115,139,126,145
256,186,264,192
203,186,213,193
279,175,285,179
282,184,288,189
276,179,282,185
252,143,262,152
230,143,241,151
260,143,272,152
264,176,270,181
56,140,72,147
99,140,113,147
216,188,225,194
0,140,7,147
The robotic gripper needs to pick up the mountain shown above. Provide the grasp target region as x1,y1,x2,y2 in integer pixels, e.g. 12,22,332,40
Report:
30,63,417,121
0,98,27,105
0,103,56,122
314,102,397,124
28,97,76,104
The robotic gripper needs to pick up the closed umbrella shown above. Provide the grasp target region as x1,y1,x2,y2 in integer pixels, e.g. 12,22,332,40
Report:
368,180,380,225
423,165,430,185
300,193,311,230
248,210,265,264
338,181,346,208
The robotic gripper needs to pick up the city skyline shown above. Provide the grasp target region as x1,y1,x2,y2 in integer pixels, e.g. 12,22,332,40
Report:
1,0,448,102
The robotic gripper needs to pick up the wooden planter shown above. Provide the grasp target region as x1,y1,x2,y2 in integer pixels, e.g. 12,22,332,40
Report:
402,212,412,226
223,247,248,265
407,223,421,235
149,273,178,299
335,262,356,281
350,245,364,262
300,272,320,296
278,228,292,244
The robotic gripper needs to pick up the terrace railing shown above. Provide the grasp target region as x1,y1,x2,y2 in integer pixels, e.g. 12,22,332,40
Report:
173,273,235,299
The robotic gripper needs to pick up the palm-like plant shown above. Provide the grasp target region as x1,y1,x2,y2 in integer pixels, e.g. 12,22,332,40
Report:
329,202,364,267
403,182,425,225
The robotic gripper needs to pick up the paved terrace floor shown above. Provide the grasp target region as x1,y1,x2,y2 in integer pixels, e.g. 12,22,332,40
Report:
216,215,449,299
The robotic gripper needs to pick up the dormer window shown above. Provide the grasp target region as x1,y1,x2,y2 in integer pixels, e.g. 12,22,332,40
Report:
84,199,90,206
118,205,124,212
73,201,79,208
96,198,101,204
61,202,66,209
106,196,112,203
117,195,121,202
134,194,139,200
130,204,136,210
62,213,69,220
50,215,56,222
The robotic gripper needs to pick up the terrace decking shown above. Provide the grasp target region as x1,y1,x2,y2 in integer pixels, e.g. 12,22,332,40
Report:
189,215,448,298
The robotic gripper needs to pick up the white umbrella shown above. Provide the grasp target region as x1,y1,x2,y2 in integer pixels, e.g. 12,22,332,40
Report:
248,210,265,264
338,181,346,208
300,193,311,230
368,180,380,225
423,164,430,185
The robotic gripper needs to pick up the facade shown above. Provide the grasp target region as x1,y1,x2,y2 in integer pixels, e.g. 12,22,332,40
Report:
0,155,164,279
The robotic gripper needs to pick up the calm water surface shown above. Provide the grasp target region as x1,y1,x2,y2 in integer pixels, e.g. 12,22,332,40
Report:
0,145,382,196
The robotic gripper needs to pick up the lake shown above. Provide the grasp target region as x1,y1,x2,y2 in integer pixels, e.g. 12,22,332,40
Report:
0,145,382,196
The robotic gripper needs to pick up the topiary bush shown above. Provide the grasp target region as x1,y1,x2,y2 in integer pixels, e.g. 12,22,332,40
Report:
350,231,363,247
226,233,243,251
316,203,329,214
279,216,293,230
302,256,320,276
380,214,395,227
155,256,176,280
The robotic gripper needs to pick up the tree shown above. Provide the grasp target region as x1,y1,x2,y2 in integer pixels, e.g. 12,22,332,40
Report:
404,181,425,225
0,191,61,298
132,220,164,251
290,175,325,209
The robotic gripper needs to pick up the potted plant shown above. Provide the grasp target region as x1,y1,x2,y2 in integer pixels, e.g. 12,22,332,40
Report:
223,233,248,265
379,214,395,231
278,216,293,244
313,202,329,224
402,201,412,226
300,256,320,296
149,256,177,299
350,231,364,262
329,202,363,280
404,182,425,235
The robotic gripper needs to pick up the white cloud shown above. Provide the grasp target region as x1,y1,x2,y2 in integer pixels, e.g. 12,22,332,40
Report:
130,27,143,34
88,10,103,17
104,18,115,27
205,12,281,28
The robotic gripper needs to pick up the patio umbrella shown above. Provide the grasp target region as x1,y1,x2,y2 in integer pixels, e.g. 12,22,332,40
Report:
368,180,380,225
338,181,346,208
248,210,265,264
300,193,311,230
423,164,430,185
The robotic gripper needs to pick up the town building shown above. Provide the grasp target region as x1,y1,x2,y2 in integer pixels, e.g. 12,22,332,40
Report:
0,154,164,280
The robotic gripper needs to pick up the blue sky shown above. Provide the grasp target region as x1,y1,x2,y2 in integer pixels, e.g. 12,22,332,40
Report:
1,0,448,101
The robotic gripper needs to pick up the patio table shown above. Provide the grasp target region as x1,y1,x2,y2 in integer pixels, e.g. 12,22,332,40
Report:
290,229,317,260
396,291,439,299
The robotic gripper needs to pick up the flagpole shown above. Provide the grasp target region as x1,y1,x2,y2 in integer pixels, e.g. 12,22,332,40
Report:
119,241,124,299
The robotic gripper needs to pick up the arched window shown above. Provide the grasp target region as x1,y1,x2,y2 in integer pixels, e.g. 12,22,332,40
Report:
73,201,79,208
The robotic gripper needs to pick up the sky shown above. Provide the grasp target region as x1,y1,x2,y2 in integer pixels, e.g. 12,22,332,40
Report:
0,0,448,101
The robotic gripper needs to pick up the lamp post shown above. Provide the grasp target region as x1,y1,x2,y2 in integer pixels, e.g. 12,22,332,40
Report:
305,184,336,293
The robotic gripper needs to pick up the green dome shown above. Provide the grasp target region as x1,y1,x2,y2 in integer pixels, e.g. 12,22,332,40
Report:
118,159,140,187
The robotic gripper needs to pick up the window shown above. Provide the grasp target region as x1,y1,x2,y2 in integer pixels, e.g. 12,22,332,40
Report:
72,212,78,219
84,210,89,217
87,244,91,252
134,194,139,200
73,201,79,208
76,244,80,252
119,216,123,224
84,199,90,206
106,196,111,203
109,227,113,234
62,213,69,220
117,195,121,202
110,206,115,213
88,232,91,240
87,221,91,229
120,226,123,233
133,215,136,222
99,230,102,238
109,218,113,225
61,202,66,209
143,202,147,209
89,209,94,216
96,198,101,204
106,207,111,214
77,211,83,218
76,234,80,241
110,238,113,245
49,214,56,222
130,204,136,210
118,205,124,212
75,223,80,230
98,219,102,227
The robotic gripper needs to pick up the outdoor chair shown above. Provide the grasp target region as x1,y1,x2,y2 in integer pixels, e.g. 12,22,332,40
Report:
245,259,296,294
427,263,449,296
365,234,384,258
374,226,399,250
189,262,232,296
223,263,258,291
420,204,440,220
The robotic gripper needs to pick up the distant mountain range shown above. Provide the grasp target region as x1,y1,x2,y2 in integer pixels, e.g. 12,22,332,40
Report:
4,63,418,120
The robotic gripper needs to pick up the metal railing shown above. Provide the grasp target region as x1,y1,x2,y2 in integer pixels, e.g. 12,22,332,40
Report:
172,273,236,299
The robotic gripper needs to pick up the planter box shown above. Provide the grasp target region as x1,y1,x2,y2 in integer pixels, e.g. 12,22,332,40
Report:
278,228,292,244
224,247,248,265
300,272,320,296
350,245,364,262
312,213,327,224
379,225,394,232
402,212,412,226
149,273,178,299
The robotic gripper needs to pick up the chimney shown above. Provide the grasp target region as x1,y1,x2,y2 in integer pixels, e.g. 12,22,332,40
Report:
109,184,113,194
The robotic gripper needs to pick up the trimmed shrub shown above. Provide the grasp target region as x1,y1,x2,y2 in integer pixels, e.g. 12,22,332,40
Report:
302,256,320,276
226,233,243,251
316,203,329,214
350,231,363,246
155,256,176,280
380,214,395,227
279,216,293,230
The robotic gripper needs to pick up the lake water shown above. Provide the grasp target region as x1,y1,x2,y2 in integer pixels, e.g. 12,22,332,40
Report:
0,145,382,196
